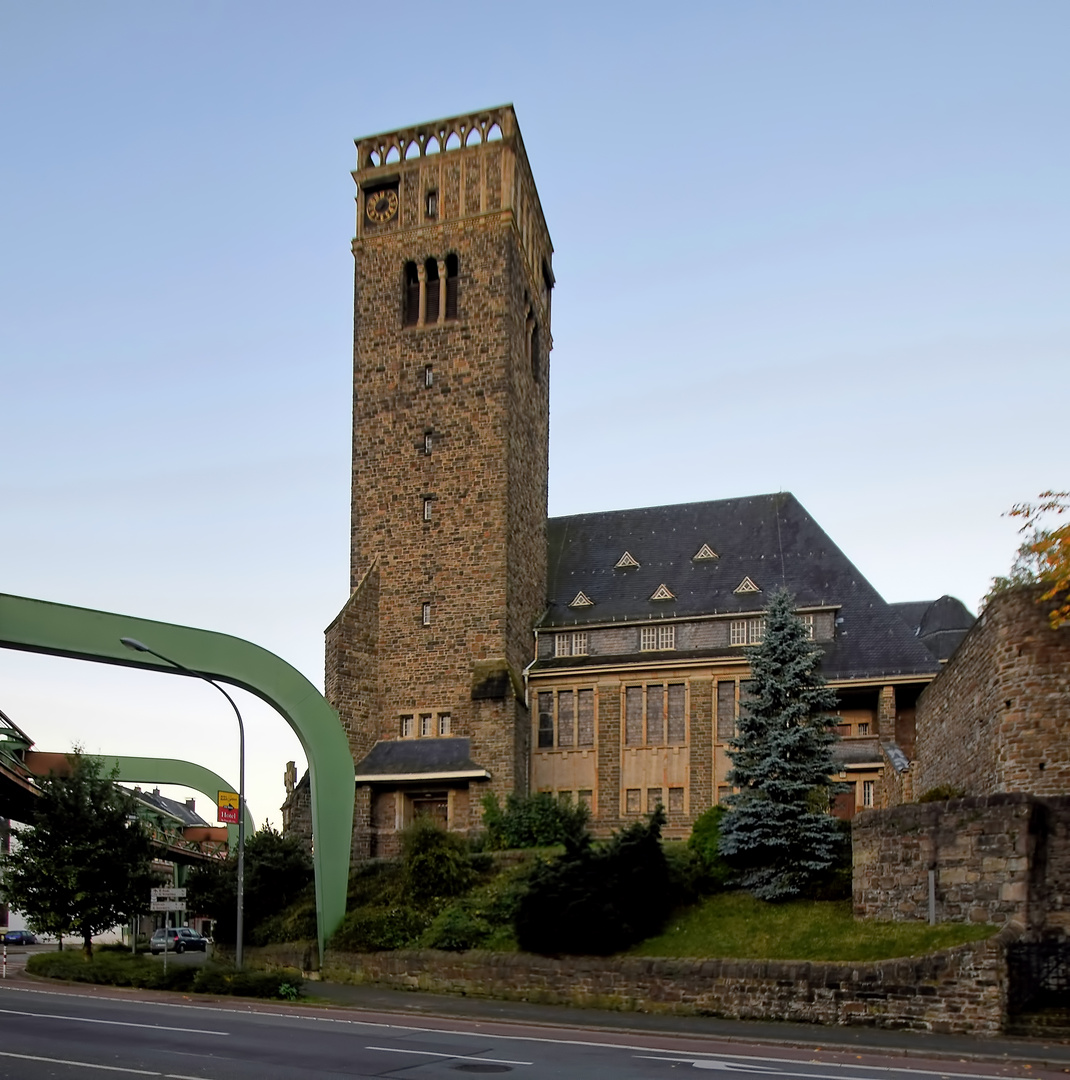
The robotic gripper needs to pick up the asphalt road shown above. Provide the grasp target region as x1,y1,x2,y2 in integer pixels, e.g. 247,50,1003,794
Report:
0,983,1064,1080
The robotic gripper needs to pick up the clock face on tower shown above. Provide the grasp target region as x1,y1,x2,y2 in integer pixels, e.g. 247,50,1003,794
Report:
365,187,399,224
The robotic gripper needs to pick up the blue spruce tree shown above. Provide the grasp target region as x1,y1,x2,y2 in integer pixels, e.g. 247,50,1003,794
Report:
718,587,844,900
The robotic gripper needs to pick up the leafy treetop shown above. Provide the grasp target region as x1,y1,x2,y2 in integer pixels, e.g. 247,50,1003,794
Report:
0,751,154,955
986,490,1070,629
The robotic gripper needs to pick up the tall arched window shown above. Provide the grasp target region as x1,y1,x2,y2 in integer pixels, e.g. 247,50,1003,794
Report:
403,262,419,327
445,254,459,320
424,258,440,324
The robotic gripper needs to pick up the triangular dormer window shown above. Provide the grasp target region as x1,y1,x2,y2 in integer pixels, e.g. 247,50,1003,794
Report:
650,583,675,602
734,576,761,594
692,544,718,562
569,591,594,608
615,551,640,569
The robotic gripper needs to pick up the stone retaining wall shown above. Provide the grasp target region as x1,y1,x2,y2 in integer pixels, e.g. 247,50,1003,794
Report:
316,927,1017,1034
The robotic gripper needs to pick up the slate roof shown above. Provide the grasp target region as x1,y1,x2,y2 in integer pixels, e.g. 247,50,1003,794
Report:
131,788,210,828
890,595,976,663
354,738,490,781
539,492,941,682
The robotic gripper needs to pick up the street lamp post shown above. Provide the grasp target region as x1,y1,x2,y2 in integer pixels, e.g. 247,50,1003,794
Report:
120,637,246,970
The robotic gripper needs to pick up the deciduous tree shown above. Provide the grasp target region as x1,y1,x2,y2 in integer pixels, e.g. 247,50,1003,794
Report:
718,587,845,900
0,751,153,955
986,490,1070,629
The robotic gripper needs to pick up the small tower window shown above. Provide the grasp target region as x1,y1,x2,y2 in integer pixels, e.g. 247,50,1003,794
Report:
424,364,433,387
423,432,433,455
422,497,433,521
445,254,459,320
421,602,431,626
424,258,440,324
403,262,419,327
425,190,438,218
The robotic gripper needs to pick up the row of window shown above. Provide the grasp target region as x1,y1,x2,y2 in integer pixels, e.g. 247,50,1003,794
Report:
404,255,459,327
625,683,687,746
399,711,452,738
537,689,596,749
551,613,818,658
625,787,685,814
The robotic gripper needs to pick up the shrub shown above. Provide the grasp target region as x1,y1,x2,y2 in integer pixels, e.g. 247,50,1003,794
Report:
686,806,733,892
193,965,303,999
330,906,429,952
481,792,590,850
420,901,495,951
402,819,474,903
919,785,967,803
515,807,672,955
28,951,196,992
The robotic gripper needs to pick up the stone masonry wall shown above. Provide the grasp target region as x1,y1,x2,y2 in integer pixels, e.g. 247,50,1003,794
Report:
321,930,1016,1034
853,795,1041,926
913,587,1070,799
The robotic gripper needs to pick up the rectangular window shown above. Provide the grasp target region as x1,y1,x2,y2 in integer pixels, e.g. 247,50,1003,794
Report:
577,688,595,746
647,787,663,811
640,625,675,651
730,619,747,646
863,780,875,808
625,686,643,745
668,787,684,813
537,691,554,749
424,364,433,387
667,683,686,743
422,602,431,626
557,690,575,747
420,713,433,737
625,789,641,814
400,714,413,738
572,631,588,656
578,789,593,809
801,613,815,640
857,722,870,736
425,191,438,218
716,680,736,740
423,432,433,455
422,497,433,521
438,712,451,736
748,618,766,644
555,633,571,657
717,785,732,804
646,684,665,744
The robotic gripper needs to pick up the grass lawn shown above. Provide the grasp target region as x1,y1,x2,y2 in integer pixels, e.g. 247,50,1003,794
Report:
627,892,995,962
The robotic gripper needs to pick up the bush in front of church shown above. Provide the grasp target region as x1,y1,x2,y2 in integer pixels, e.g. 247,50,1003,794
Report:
514,807,671,955
480,792,590,850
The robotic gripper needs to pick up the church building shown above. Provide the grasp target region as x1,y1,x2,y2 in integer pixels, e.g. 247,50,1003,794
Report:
290,105,974,858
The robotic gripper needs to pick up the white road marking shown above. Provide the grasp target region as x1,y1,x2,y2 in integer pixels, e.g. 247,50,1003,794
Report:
0,1005,228,1036
0,986,1038,1078
635,1057,967,1079
0,1049,159,1074
366,1045,532,1065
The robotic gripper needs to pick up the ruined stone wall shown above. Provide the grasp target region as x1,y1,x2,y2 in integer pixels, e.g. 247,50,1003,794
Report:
322,930,1015,1034
913,587,1070,799
853,793,1070,932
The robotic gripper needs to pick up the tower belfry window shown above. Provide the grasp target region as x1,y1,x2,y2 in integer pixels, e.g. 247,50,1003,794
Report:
424,258,440,324
403,262,419,327
445,254,459,320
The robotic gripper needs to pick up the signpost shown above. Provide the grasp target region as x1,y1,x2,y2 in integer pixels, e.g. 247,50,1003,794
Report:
150,887,187,972
217,790,240,825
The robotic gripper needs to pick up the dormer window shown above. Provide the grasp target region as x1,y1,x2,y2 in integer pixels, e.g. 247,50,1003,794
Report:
615,552,640,569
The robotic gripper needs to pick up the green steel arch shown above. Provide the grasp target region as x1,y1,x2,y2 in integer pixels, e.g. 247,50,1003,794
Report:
0,593,354,962
98,755,254,842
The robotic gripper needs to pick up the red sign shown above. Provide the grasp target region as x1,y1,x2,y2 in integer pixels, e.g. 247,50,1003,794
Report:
218,805,239,824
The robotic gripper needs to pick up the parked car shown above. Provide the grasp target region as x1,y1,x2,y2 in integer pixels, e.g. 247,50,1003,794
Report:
3,931,36,945
150,927,208,955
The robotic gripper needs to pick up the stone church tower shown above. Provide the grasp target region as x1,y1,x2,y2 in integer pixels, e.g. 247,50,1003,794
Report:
325,106,553,857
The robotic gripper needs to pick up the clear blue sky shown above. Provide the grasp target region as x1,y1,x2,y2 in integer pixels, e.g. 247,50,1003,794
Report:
2,1,1067,826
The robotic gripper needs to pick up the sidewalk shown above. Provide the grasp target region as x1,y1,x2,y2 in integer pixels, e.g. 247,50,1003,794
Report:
303,977,1070,1068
